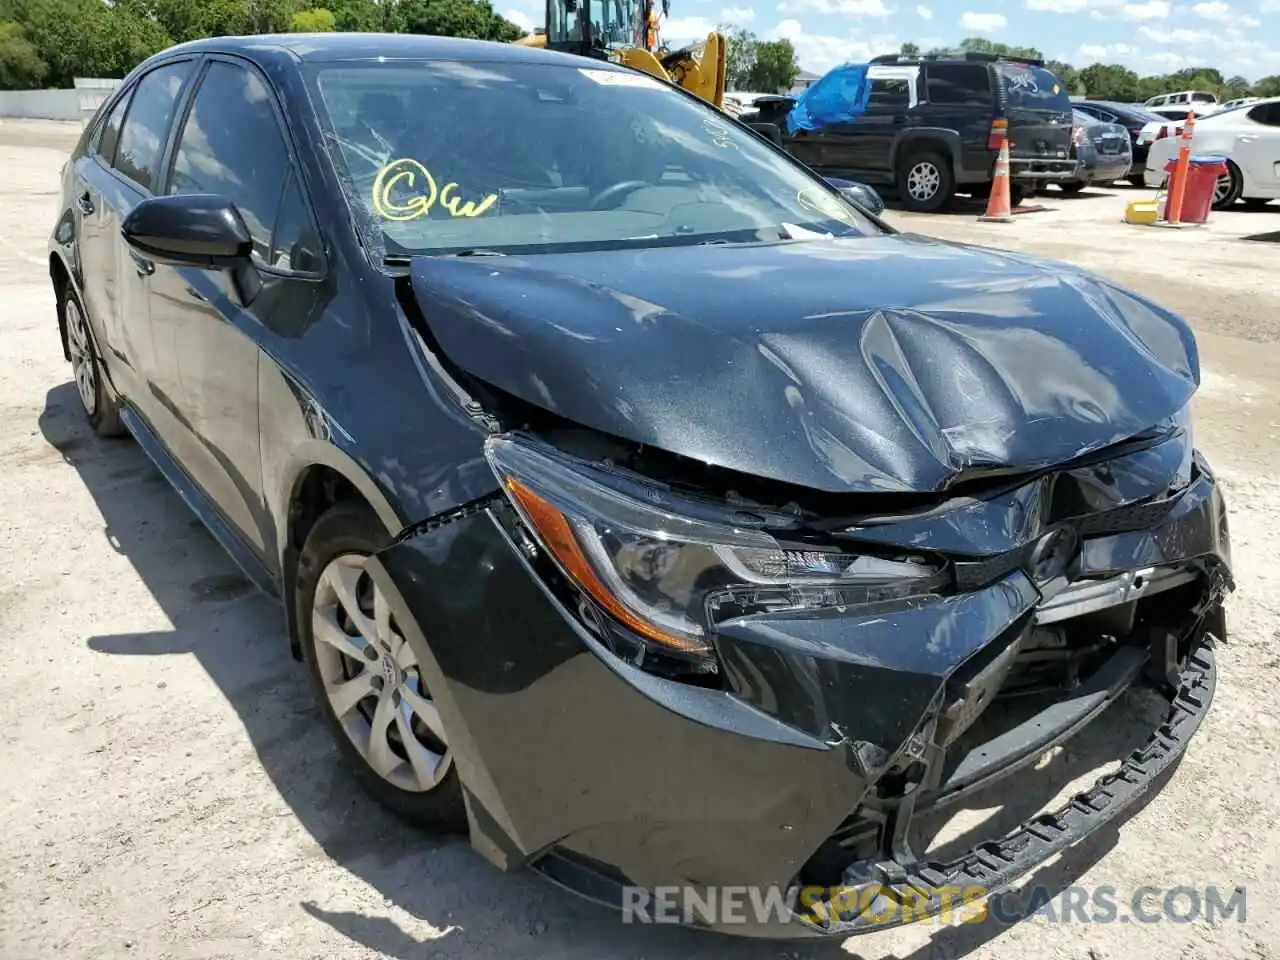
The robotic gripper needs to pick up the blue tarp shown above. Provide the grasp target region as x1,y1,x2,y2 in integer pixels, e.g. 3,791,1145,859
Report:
785,63,871,136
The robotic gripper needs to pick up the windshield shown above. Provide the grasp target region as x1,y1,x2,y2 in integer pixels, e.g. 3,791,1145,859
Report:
309,60,878,258
997,63,1070,112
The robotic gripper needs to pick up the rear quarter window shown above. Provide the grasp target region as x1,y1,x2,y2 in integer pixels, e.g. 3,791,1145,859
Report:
997,64,1070,112
924,64,993,107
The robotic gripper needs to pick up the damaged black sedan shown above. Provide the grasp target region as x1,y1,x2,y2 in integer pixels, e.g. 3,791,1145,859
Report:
50,33,1231,939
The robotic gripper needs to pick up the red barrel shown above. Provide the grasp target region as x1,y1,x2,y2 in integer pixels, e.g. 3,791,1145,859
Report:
1164,155,1228,224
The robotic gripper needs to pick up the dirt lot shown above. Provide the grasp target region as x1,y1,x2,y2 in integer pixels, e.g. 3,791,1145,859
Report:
1,117,1278,960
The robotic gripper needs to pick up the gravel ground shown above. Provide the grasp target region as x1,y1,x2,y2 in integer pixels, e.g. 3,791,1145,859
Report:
1,118,1278,960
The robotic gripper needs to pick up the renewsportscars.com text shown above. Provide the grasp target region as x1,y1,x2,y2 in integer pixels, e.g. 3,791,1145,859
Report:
620,883,1247,928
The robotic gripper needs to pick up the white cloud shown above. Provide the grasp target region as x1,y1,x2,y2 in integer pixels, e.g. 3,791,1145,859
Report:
1144,50,1187,68
959,11,1008,31
1191,0,1232,18
770,18,897,71
1138,24,1210,41
1076,40,1136,59
1240,13,1261,24
503,7,534,30
1026,0,1089,10
775,0,892,13
661,15,719,41
916,4,934,17
720,5,756,20
1121,0,1170,17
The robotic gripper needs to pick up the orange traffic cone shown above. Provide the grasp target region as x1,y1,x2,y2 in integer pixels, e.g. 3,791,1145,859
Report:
980,136,1015,223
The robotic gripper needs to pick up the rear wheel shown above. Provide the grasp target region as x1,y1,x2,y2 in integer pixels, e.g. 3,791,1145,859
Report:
1059,181,1086,194
1212,162,1243,210
896,150,954,212
64,290,124,438
297,501,468,833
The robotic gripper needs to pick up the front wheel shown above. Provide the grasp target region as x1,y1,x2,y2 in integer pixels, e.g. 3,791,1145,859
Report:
297,501,468,832
1059,181,1086,194
896,151,954,212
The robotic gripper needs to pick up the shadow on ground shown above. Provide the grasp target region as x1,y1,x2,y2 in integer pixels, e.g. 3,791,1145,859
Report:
40,381,1181,960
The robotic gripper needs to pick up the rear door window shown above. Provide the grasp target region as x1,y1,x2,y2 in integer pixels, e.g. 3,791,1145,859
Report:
997,63,1070,112
924,64,992,107
93,89,133,166
114,61,194,192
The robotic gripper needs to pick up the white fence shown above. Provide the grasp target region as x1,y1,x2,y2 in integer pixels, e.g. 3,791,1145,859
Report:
0,78,122,123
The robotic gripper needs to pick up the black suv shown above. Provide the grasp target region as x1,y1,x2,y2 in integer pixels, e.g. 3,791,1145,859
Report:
752,52,1076,212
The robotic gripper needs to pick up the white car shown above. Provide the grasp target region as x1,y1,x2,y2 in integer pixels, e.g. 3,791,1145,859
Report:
1144,97,1280,209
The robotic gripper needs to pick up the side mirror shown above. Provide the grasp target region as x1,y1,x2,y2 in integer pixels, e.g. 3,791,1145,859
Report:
121,194,252,269
825,177,886,216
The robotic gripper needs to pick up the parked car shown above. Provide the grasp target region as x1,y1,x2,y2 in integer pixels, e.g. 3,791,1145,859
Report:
1147,103,1219,123
1071,98,1176,185
1220,96,1261,111
764,52,1075,212
1144,96,1280,208
1059,108,1133,192
1144,90,1219,110
51,33,1233,939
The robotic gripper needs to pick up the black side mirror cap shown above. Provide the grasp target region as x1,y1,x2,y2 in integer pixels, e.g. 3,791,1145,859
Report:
121,194,253,270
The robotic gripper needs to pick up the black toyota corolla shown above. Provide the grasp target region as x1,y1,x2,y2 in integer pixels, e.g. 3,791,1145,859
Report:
49,33,1231,939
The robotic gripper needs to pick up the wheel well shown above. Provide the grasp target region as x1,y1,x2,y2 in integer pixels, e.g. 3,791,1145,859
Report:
897,139,953,172
49,253,71,362
282,464,367,659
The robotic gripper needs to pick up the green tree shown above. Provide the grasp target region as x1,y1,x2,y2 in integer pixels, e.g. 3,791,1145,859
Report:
1077,62,1141,102
290,6,336,30
899,41,919,57
958,37,1044,61
1256,75,1280,98
0,19,46,89
398,0,524,42
719,23,757,90
747,38,798,93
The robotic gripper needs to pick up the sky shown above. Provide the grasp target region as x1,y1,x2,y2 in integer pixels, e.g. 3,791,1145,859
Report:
499,0,1280,82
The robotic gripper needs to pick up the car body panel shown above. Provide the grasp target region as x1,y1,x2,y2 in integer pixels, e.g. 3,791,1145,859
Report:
408,235,1198,495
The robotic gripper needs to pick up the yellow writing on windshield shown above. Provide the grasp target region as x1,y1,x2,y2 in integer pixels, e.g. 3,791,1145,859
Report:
371,158,498,221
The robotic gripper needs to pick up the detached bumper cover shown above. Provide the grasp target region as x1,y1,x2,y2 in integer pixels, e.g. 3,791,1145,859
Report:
366,443,1230,939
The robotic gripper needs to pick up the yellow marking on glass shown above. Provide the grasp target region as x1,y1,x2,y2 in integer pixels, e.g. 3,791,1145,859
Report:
371,158,497,221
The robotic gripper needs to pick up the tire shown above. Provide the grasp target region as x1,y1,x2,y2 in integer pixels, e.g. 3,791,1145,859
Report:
1128,175,1146,187
896,150,954,213
1212,161,1243,210
1095,180,1115,189
1009,185,1027,208
297,500,468,833
1059,181,1086,194
63,288,125,438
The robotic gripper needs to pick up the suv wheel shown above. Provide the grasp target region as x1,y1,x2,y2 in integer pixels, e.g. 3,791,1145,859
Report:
1212,162,1243,210
897,150,954,213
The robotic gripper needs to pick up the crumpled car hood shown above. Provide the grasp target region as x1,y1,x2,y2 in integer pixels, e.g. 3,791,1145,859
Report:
409,233,1199,494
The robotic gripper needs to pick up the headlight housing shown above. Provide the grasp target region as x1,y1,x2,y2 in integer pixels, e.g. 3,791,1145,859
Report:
485,435,948,672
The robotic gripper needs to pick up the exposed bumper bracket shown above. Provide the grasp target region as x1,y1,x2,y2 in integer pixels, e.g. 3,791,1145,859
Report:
804,637,1218,935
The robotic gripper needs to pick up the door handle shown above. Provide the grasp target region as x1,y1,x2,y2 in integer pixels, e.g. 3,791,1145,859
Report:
75,192,94,216
1238,135,1255,142
129,250,154,277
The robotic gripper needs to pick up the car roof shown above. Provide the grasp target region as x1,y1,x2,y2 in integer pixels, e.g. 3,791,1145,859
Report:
159,32,605,69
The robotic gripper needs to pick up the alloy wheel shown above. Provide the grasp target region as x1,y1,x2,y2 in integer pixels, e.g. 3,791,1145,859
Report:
1213,172,1233,206
66,299,97,417
906,162,941,202
311,553,451,793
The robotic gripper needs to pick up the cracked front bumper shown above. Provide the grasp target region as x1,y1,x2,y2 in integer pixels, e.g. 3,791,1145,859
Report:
366,452,1231,940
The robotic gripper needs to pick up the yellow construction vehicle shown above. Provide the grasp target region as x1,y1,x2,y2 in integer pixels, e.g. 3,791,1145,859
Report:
513,0,727,109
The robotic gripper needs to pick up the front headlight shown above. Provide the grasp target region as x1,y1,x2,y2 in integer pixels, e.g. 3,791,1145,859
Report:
485,435,948,671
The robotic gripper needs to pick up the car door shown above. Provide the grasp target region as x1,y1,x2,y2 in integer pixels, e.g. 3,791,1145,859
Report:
85,62,199,430
817,68,917,177
1235,102,1280,194
146,56,326,559
72,88,134,386
919,63,994,174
